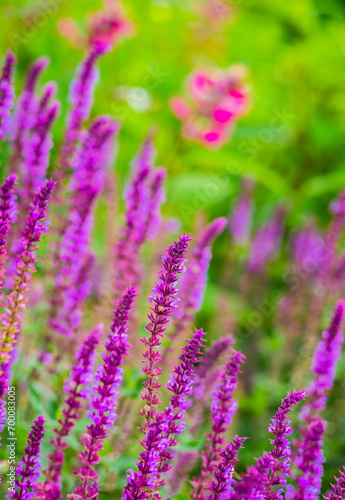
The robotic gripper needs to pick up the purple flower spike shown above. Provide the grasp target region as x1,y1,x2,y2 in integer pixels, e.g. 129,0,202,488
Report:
324,467,345,499
114,137,156,296
6,415,46,500
168,218,227,353
248,209,284,273
138,166,167,244
0,179,55,370
37,326,102,500
21,100,59,200
293,301,345,499
229,179,254,246
70,287,136,500
208,436,247,500
123,328,206,500
140,233,191,432
10,57,48,172
60,45,107,170
0,51,16,141
191,350,245,500
0,175,17,296
232,390,306,500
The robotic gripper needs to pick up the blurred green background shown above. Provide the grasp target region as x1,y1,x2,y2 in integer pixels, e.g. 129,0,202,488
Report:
1,0,345,497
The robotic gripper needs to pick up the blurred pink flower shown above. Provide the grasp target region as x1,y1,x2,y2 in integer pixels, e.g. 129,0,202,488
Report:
170,65,249,147
58,0,132,52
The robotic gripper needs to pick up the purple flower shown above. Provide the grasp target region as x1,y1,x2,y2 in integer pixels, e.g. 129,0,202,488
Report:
49,116,118,339
10,57,48,172
6,415,46,499
60,45,107,170
70,287,136,500
114,137,166,297
231,390,306,500
293,301,344,499
21,100,59,201
0,51,16,141
123,328,206,500
0,175,17,296
191,350,245,500
167,218,227,355
229,179,254,245
0,179,55,370
37,326,102,500
324,467,345,499
248,209,284,273
208,436,247,500
140,233,191,431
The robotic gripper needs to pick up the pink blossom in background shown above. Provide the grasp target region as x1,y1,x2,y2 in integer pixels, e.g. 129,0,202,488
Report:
58,0,132,52
170,65,249,147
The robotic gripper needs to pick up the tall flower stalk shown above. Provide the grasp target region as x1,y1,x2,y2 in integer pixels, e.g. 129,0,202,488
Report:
6,416,46,499
0,179,55,371
191,350,245,500
38,326,102,500
0,51,16,141
139,233,191,432
69,287,136,500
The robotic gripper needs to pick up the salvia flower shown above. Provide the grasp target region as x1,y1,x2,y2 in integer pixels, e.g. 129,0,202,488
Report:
169,217,227,352
248,209,284,273
70,287,136,500
38,326,102,500
0,179,55,370
0,175,17,296
191,350,245,500
0,51,16,141
60,45,107,170
10,57,48,172
6,415,46,499
293,301,345,499
229,179,254,246
170,65,249,147
324,467,345,499
123,328,206,500
140,233,191,431
208,436,247,500
231,390,306,500
114,137,165,297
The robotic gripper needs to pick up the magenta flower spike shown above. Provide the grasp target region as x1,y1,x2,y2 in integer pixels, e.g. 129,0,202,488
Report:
60,45,107,170
324,467,345,499
0,51,16,141
0,179,55,371
113,137,156,296
123,328,206,500
21,100,59,201
248,209,283,273
231,390,306,499
139,233,191,432
0,175,17,296
293,301,345,499
37,326,102,500
229,179,254,246
10,57,48,171
50,116,118,338
191,350,245,500
138,166,167,244
6,416,46,500
170,217,227,349
208,436,247,500
70,287,136,500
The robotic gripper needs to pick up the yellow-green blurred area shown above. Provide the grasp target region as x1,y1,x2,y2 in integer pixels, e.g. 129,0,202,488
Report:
1,0,345,497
